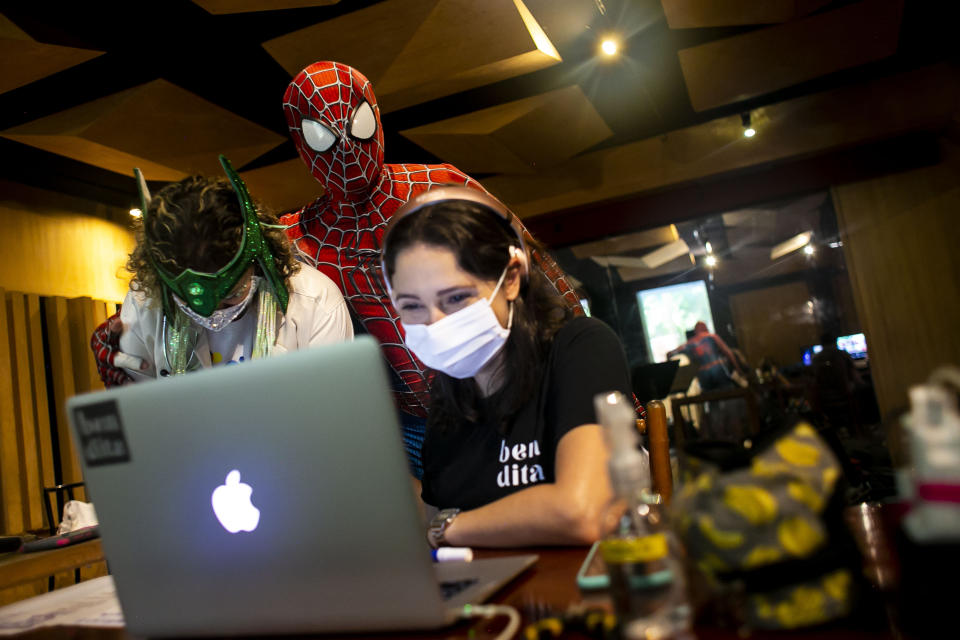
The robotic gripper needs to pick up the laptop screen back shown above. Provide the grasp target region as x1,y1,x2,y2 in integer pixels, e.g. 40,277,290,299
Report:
68,337,450,636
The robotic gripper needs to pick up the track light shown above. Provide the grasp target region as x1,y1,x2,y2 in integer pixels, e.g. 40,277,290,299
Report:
803,243,815,256
741,112,755,138
705,241,713,254
705,255,718,268
600,37,619,57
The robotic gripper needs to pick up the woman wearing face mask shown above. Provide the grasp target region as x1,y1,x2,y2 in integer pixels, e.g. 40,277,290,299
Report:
115,156,352,381
381,187,633,547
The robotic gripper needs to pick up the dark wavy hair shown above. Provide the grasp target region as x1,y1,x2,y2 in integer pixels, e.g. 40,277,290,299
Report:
382,199,571,434
126,176,299,303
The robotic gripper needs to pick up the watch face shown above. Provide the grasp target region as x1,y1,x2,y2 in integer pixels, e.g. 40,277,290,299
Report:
429,508,459,547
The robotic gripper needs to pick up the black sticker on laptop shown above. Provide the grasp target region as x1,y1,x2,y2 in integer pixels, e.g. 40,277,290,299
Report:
73,400,131,466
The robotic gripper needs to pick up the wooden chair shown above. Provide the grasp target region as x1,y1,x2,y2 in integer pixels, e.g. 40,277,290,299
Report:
669,387,761,448
41,481,87,590
636,400,673,504
42,482,87,537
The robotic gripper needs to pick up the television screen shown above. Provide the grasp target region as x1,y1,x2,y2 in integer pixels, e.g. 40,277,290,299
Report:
637,280,715,363
838,332,867,359
802,333,867,365
802,345,823,366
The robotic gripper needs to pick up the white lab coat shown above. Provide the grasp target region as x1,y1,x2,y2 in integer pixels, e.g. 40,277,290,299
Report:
119,266,353,381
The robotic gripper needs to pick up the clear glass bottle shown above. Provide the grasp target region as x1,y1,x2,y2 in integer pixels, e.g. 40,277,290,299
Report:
595,392,693,640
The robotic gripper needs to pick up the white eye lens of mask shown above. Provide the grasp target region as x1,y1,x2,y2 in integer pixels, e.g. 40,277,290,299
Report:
350,102,376,140
302,119,338,152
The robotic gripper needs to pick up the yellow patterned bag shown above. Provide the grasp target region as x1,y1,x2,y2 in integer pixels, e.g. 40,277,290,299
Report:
674,422,859,630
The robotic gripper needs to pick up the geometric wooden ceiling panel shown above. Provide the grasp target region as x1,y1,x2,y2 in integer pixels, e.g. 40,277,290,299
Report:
522,0,600,51
263,0,561,113
723,194,825,251
0,13,104,95
238,158,323,215
678,0,904,112
569,225,679,260
191,0,339,14
400,85,610,174
714,246,811,288
722,208,779,230
660,0,831,29
722,192,825,229
595,252,695,283
1,80,285,182
482,64,956,219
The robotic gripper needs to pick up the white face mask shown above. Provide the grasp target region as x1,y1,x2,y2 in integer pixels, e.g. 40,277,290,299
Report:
401,266,513,379
173,276,261,332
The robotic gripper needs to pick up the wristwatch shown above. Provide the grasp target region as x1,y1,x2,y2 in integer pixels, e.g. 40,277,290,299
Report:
427,508,460,548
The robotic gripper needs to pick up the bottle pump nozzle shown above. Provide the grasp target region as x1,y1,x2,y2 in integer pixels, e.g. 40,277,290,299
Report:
595,391,650,494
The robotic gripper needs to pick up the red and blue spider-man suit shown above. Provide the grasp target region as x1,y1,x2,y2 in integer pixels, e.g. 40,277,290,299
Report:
91,61,587,470
279,61,584,416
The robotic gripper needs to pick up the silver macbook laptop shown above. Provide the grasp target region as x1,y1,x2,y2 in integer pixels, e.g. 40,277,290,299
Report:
67,337,535,637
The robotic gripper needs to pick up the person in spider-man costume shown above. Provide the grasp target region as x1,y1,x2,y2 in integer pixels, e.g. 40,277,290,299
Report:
91,61,588,473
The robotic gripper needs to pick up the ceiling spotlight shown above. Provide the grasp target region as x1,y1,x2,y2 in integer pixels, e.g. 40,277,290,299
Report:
600,38,619,56
741,112,756,138
803,243,815,256
705,255,718,268
704,241,713,254
129,208,142,218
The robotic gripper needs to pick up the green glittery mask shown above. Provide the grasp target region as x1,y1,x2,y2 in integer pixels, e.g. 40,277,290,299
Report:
135,155,289,319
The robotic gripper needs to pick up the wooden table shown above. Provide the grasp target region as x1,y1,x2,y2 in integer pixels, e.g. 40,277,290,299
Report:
3,546,896,640
0,539,105,591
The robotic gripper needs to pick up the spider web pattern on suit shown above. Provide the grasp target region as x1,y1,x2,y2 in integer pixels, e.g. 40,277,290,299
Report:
279,164,482,418
283,62,383,197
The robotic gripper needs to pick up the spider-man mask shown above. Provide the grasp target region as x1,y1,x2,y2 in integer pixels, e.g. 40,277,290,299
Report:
284,61,385,200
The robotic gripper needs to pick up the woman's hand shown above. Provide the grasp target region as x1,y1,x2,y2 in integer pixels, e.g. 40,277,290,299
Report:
441,424,612,547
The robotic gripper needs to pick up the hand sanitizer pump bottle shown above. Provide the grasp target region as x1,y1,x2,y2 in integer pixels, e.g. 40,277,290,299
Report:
595,391,692,640
903,383,960,542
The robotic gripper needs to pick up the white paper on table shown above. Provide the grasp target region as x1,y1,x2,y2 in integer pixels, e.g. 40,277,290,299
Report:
0,575,124,634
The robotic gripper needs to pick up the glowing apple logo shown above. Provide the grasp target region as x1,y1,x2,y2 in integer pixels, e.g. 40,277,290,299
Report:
211,470,260,533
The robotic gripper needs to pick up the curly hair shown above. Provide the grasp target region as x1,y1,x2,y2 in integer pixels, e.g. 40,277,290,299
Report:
126,175,299,303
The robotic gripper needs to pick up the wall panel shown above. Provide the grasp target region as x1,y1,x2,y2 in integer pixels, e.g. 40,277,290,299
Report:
729,281,820,367
1,291,113,538
0,180,132,303
832,143,960,420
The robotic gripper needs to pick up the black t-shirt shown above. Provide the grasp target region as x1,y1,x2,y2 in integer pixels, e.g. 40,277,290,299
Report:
420,316,633,510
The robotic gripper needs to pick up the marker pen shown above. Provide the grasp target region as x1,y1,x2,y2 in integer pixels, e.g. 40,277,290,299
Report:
431,547,474,563
20,525,100,552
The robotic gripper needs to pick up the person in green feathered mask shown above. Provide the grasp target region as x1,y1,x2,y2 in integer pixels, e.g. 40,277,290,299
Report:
109,155,352,381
